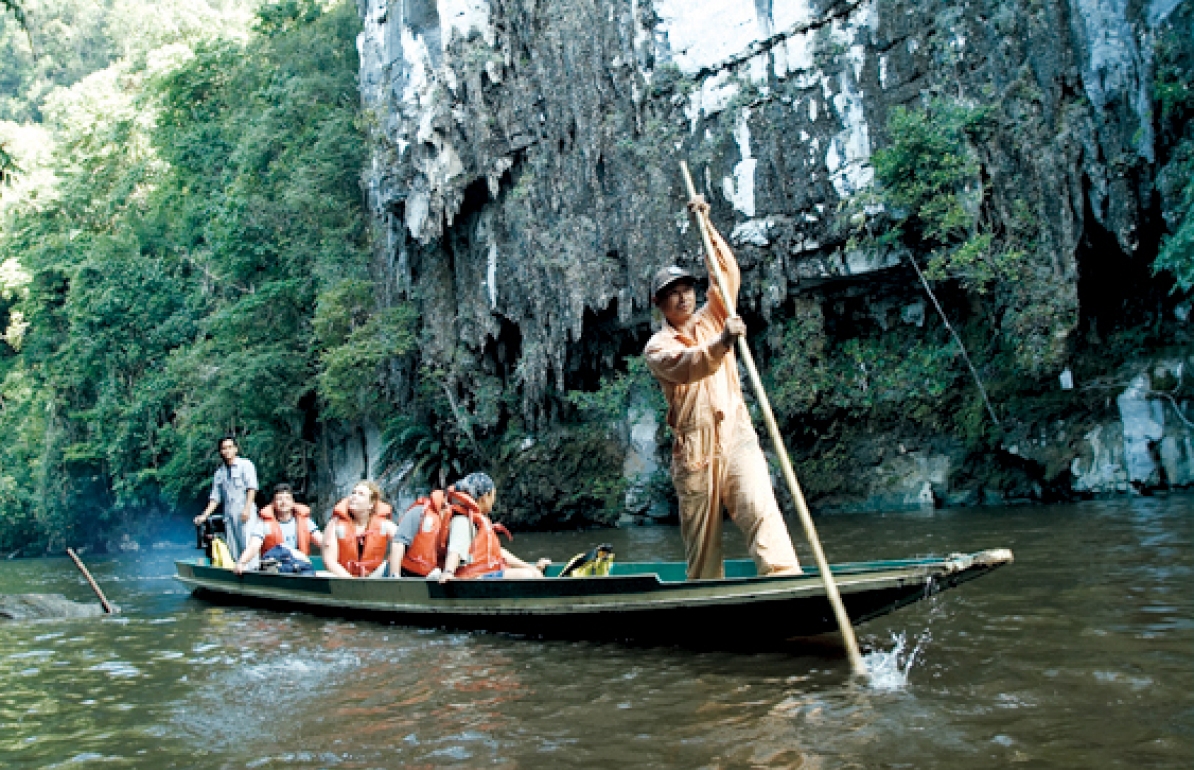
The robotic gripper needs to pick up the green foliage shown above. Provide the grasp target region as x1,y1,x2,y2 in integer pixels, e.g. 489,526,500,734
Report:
649,62,691,98
315,280,418,420
382,356,660,529
380,416,467,491
0,142,13,187
1,1,28,30
490,421,627,529
864,99,1028,293
1152,27,1194,293
0,0,373,551
789,425,857,500
378,355,488,498
1154,28,1193,124
1154,172,1194,292
761,294,1010,497
845,95,1066,381
491,358,659,526
766,301,965,427
565,357,664,436
0,0,260,124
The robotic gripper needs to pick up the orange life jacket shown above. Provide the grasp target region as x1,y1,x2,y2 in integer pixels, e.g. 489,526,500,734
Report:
400,490,451,577
258,502,313,555
445,490,512,579
331,499,393,577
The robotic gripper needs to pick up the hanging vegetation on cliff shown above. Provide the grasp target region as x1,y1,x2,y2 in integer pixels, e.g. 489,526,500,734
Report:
1152,22,1194,293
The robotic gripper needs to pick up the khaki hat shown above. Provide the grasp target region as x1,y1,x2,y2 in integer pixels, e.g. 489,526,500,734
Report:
651,265,696,301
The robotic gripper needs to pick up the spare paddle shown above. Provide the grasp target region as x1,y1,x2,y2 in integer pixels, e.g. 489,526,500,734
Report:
679,161,866,675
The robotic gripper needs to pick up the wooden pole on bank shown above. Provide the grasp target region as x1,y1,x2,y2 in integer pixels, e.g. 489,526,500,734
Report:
679,161,866,676
67,548,116,614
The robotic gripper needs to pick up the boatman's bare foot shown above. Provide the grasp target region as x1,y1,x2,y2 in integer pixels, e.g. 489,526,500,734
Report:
768,566,804,577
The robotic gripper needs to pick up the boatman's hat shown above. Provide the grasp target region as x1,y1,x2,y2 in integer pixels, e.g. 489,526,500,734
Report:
651,265,696,302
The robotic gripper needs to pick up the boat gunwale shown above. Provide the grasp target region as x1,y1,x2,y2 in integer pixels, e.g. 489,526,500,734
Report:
173,550,1009,618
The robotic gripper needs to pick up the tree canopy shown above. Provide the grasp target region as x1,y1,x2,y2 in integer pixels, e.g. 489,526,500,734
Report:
0,0,397,552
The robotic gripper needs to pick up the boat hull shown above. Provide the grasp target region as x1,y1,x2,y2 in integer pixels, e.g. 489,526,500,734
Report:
175,549,1011,646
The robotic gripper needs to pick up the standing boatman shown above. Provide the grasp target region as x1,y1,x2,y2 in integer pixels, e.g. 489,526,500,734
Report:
192,435,259,560
644,195,803,580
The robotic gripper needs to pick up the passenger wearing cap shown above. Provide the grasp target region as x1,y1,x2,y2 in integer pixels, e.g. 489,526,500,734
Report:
643,195,803,580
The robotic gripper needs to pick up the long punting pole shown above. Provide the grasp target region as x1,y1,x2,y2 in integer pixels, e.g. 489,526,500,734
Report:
67,548,116,614
679,161,866,675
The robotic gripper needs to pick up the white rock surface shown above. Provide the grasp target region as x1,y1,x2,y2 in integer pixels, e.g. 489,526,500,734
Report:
1071,423,1130,493
622,396,669,520
1117,374,1165,485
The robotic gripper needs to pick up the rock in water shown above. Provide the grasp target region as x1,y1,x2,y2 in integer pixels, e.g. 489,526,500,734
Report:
0,593,109,620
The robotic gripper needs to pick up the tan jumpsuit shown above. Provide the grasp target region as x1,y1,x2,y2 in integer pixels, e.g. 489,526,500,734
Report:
644,223,802,580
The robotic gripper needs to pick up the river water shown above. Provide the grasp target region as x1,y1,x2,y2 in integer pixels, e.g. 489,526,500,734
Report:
1,497,1190,769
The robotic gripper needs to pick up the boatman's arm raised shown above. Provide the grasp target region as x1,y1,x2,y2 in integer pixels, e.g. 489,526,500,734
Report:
689,197,740,324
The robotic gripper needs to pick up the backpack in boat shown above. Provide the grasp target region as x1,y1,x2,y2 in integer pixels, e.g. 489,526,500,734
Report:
260,545,315,576
559,544,614,577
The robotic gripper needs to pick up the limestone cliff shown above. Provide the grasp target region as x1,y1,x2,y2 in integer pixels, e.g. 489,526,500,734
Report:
346,0,1191,515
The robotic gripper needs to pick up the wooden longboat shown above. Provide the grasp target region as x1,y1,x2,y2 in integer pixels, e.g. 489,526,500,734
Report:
175,549,1012,646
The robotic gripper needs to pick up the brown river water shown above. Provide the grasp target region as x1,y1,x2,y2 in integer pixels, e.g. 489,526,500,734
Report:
1,497,1191,769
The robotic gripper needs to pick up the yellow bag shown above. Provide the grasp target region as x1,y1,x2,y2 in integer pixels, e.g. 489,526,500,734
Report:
210,536,235,569
560,544,614,577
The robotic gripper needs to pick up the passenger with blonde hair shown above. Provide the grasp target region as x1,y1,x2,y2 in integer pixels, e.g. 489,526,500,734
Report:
322,481,400,578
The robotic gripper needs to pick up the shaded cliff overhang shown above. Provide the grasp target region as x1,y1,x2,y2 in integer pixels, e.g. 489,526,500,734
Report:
355,0,1180,408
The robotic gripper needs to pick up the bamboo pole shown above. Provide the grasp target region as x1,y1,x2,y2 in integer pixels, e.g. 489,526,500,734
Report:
66,548,116,614
679,162,866,675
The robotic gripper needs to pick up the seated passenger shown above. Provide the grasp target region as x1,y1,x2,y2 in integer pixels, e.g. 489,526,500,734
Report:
392,489,453,577
322,481,400,578
233,483,323,575
439,472,550,582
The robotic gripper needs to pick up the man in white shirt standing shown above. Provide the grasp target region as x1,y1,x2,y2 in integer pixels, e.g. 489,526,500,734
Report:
193,436,258,560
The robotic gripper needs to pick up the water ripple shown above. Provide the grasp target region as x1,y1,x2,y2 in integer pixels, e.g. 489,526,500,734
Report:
0,499,1190,769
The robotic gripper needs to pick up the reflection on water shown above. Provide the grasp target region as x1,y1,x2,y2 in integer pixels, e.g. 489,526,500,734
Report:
1,497,1192,768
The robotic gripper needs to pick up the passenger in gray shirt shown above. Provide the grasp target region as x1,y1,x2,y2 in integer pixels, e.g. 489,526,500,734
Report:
193,436,259,560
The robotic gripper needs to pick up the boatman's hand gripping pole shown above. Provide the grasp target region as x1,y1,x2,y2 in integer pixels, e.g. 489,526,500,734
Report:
679,161,866,676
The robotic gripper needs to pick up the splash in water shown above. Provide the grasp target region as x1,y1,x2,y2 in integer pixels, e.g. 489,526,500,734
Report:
863,631,930,690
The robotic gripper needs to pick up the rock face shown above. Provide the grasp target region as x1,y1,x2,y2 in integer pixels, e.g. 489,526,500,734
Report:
352,0,1191,515
0,594,108,620
1110,364,1194,489
314,421,421,521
